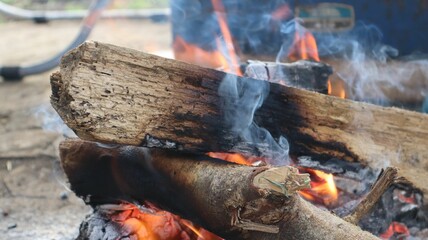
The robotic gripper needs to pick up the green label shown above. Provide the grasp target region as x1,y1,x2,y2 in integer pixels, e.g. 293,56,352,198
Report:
296,3,355,32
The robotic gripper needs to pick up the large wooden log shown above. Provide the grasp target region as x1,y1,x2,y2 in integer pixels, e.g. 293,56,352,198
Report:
60,139,377,240
51,41,428,198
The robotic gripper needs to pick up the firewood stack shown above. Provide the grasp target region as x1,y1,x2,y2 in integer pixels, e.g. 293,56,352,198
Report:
51,41,428,239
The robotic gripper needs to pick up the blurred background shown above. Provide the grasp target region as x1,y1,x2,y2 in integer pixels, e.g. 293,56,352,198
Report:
0,0,427,239
0,1,171,239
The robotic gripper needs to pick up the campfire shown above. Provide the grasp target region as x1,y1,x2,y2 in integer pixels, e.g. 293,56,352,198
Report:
49,1,428,239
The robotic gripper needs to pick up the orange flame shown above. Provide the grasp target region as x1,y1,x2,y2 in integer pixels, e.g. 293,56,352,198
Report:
181,220,206,239
379,221,410,239
327,80,332,95
298,168,338,207
288,29,320,62
286,25,347,99
111,202,223,240
339,87,346,99
207,154,339,207
327,78,346,99
211,0,242,76
207,152,263,166
172,1,242,75
173,36,229,70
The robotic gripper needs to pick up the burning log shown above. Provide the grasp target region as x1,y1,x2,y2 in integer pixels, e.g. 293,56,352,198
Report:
60,139,377,239
51,41,428,200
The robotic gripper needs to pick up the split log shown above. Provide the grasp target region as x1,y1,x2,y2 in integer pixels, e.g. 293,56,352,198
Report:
50,41,428,200
244,60,332,93
60,139,377,240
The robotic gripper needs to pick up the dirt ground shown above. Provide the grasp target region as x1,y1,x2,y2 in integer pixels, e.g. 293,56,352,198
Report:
0,18,171,239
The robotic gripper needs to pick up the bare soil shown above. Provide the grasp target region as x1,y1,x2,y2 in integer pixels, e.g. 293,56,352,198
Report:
0,18,171,239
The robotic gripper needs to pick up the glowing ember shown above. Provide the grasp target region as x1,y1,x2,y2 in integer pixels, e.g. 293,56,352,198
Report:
109,202,223,240
298,168,338,207
394,189,417,204
379,221,410,239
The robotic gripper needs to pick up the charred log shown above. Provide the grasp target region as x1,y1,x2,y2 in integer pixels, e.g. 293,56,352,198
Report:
51,41,428,200
60,139,377,240
244,60,331,93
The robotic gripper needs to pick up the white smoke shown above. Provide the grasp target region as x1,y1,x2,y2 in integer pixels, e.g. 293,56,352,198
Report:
218,73,290,166
32,103,76,137
314,23,428,106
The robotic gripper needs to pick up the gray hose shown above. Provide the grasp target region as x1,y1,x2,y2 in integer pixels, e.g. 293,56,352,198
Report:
0,1,170,22
0,0,111,80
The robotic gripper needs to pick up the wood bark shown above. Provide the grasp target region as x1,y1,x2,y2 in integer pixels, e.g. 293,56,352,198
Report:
51,41,428,199
60,139,377,240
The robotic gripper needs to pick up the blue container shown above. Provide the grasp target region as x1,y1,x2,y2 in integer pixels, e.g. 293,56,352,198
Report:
294,0,428,56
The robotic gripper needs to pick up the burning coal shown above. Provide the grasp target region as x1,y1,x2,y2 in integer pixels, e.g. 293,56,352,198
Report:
84,202,223,240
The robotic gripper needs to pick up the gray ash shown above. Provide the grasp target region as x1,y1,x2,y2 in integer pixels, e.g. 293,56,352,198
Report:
359,184,428,238
294,155,428,239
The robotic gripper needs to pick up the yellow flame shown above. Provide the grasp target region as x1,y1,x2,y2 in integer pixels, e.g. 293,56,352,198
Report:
182,220,205,239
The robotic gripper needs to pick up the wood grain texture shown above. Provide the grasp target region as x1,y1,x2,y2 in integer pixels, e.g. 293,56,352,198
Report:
51,41,428,198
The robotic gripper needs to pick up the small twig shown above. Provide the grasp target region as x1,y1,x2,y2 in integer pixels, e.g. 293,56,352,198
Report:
344,167,398,225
